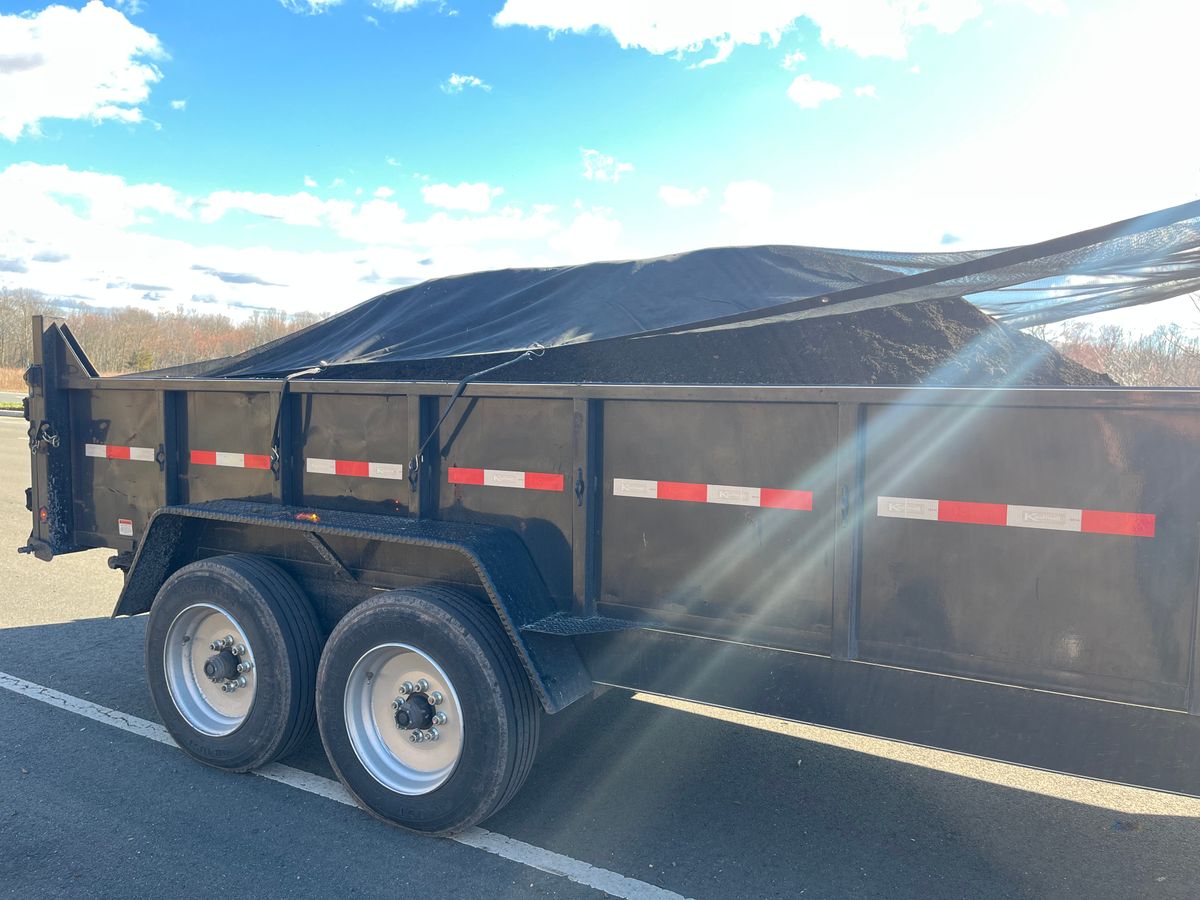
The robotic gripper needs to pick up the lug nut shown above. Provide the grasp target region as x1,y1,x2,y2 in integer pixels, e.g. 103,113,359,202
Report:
432,712,447,726
426,728,439,742
224,635,234,647
210,640,223,651
392,698,403,711
401,681,415,695
429,691,443,706
415,679,430,692
235,676,248,688
409,731,423,743
233,644,247,657
221,683,233,693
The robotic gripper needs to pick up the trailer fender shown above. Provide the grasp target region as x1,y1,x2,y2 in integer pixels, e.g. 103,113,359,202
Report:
113,500,593,713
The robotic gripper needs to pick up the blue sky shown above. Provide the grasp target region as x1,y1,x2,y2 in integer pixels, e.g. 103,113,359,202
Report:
0,0,1197,328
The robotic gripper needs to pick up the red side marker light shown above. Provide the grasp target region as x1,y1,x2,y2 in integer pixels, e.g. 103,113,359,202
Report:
295,512,320,523
39,507,48,522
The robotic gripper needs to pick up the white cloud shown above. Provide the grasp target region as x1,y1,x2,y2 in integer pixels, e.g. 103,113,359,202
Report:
786,74,842,108
371,0,426,9
441,73,491,94
721,180,773,223
548,209,622,261
373,186,395,199
200,191,347,227
421,182,503,213
170,99,186,111
658,185,708,207
0,0,164,141
909,64,921,74
0,162,576,317
494,0,995,65
113,0,145,15
279,0,344,14
303,175,318,188
853,84,878,98
581,148,633,184
781,49,807,70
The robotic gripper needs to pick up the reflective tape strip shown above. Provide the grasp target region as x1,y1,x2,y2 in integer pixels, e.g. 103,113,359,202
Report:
305,457,406,481
613,477,813,511
877,495,1155,537
447,467,565,492
190,450,271,470
85,443,155,462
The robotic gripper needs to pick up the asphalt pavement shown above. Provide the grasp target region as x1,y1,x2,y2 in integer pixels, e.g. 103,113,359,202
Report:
1,415,1199,899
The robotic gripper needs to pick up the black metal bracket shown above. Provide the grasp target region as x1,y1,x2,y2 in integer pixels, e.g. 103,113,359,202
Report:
304,530,357,582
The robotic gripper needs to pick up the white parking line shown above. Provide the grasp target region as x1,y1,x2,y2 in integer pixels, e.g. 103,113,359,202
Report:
0,670,688,900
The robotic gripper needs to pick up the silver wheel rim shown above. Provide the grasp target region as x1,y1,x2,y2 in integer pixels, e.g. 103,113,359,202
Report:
343,643,465,795
163,603,257,736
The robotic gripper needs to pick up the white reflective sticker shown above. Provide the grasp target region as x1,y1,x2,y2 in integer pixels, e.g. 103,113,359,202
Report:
1006,505,1082,532
306,457,337,475
214,452,245,468
129,447,156,462
117,519,133,537
85,443,105,458
613,478,658,499
483,469,525,489
706,484,761,507
368,462,405,480
877,496,939,521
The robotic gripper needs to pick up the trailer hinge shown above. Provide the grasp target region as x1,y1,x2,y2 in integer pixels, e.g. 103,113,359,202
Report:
574,467,585,507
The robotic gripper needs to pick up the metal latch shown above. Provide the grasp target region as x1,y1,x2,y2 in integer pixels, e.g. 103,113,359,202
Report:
29,420,59,452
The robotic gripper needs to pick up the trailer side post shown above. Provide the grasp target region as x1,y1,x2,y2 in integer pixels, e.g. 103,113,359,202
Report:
407,392,436,518
1188,536,1200,716
159,390,181,505
571,397,601,618
831,401,865,661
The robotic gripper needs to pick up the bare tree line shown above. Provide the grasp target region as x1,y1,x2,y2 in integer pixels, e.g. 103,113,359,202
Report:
0,288,325,373
1037,321,1200,387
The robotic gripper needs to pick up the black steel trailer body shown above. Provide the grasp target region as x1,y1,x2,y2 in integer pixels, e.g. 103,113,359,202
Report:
22,316,1200,831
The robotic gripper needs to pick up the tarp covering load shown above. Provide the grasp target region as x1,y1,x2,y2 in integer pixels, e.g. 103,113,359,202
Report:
178,200,1200,381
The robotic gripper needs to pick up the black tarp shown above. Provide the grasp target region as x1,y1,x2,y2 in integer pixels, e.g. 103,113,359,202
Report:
169,199,1200,379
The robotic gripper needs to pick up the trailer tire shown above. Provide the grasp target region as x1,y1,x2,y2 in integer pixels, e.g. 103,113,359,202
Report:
316,588,541,835
145,554,321,772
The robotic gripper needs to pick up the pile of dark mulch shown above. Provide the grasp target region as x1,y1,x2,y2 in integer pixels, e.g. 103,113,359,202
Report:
317,298,1114,387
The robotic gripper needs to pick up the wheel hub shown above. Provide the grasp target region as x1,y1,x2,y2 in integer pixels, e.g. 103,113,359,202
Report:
393,692,435,731
344,643,464,794
163,604,257,736
203,649,239,683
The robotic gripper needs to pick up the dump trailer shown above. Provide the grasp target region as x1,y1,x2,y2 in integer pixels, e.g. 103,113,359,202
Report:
21,315,1200,834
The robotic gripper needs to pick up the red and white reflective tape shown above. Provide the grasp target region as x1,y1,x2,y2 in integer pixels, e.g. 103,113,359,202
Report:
85,443,155,462
306,457,405,481
612,477,813,510
877,496,1156,538
189,449,272,470
448,467,564,492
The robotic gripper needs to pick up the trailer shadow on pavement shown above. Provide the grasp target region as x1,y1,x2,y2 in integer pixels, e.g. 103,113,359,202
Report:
3,615,1200,900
